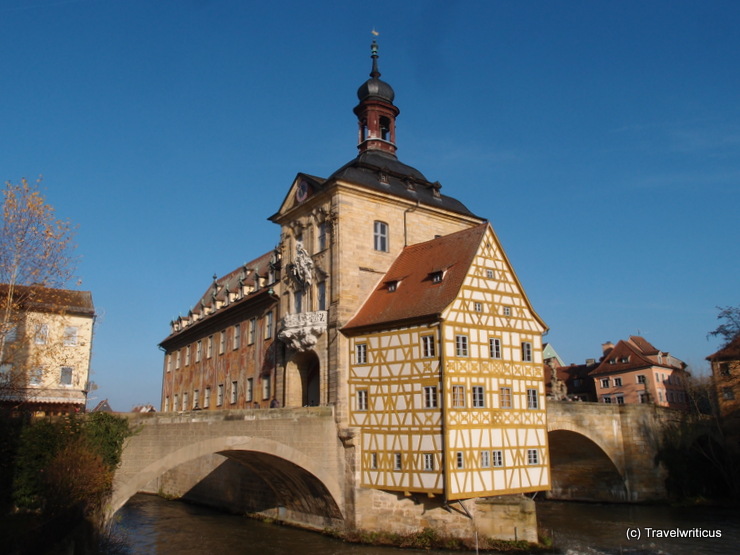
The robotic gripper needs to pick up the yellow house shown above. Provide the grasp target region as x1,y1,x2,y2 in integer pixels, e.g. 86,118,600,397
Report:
0,284,94,415
342,223,549,500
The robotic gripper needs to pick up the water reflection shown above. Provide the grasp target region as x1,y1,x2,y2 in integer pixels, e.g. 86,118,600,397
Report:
110,494,740,555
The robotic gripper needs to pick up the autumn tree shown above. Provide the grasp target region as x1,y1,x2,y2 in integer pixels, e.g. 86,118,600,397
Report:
0,177,77,409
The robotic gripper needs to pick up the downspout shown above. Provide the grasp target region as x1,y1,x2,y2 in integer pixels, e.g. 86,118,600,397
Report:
403,200,420,247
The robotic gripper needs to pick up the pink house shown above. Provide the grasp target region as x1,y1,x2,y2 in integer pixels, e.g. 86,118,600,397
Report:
589,336,689,409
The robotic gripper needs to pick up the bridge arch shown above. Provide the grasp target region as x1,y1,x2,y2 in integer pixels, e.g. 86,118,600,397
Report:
110,433,344,524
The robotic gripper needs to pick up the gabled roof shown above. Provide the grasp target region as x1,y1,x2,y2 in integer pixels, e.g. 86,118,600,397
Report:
342,223,488,333
707,333,740,361
590,335,685,376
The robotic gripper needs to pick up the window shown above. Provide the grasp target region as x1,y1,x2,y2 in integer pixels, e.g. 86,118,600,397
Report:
602,396,612,404
423,386,438,408
5,326,17,343
601,378,610,388
174,394,178,410
452,385,465,408
204,387,211,408
294,290,303,313
194,390,201,409
356,343,368,364
474,302,483,312
499,387,512,408
502,306,511,317
486,269,494,279
423,453,435,471
317,281,326,311
455,335,469,357
207,335,213,358
262,376,271,400
196,340,202,362
394,453,402,470
233,324,241,350
456,452,464,469
722,387,735,400
265,312,273,339
63,326,78,346
638,392,648,404
357,389,368,411
0,364,11,384
387,281,398,292
489,338,501,359
185,345,191,366
637,374,647,384
219,331,226,355
246,378,254,402
492,450,504,467
521,342,533,362
317,222,327,251
480,451,490,468
431,271,444,284
614,377,622,387
230,381,238,404
527,449,539,465
182,392,188,411
59,366,73,386
249,318,256,344
527,388,539,409
175,350,181,370
370,453,378,469
35,324,49,345
615,395,625,405
374,221,389,252
421,335,436,358
164,396,169,412
472,386,485,408
217,384,224,406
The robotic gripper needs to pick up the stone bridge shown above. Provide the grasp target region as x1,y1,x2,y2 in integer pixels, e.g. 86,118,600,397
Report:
110,402,681,529
546,401,677,502
110,406,348,530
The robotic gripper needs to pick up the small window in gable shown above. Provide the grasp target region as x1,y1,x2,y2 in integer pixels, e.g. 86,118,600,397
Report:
387,280,399,292
430,270,444,284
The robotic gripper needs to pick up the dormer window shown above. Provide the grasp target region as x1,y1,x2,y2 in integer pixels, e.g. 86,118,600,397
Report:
430,270,444,284
387,280,399,292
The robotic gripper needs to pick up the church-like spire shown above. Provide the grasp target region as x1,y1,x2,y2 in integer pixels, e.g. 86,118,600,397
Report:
354,40,400,156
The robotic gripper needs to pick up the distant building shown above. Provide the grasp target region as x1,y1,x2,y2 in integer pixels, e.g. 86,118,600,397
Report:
91,398,113,412
131,404,156,413
707,334,740,422
549,360,599,402
0,284,95,415
589,336,689,408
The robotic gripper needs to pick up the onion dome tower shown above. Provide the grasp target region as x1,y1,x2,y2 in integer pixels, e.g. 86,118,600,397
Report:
354,40,400,156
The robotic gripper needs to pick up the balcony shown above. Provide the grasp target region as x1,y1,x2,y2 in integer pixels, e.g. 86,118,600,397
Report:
278,310,327,352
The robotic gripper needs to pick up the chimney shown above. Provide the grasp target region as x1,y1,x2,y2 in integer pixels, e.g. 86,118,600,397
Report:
586,358,596,366
602,342,615,355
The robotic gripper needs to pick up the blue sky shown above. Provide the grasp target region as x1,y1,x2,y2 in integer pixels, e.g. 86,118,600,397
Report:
1,0,738,411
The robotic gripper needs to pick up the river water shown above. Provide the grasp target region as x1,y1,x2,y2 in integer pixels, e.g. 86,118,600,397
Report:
108,494,740,554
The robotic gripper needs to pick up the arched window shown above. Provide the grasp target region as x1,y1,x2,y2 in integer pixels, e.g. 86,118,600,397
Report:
379,116,390,141
374,221,389,252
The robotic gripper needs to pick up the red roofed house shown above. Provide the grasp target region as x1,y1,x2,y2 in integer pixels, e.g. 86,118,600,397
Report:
707,334,740,422
589,336,689,408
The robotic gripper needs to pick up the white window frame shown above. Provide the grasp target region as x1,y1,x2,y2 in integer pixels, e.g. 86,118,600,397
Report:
373,221,389,252
480,450,490,468
500,386,512,408
472,385,485,408
356,343,368,364
423,385,438,409
492,450,504,467
63,326,78,346
522,341,533,362
527,388,539,409
527,449,539,465
230,381,238,404
455,335,469,357
357,389,369,411
217,384,224,406
452,385,465,408
59,366,73,386
489,337,501,359
421,335,435,358
423,453,435,471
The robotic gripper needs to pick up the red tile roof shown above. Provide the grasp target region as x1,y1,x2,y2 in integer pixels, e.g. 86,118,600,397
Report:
590,335,684,376
0,283,94,315
343,223,488,332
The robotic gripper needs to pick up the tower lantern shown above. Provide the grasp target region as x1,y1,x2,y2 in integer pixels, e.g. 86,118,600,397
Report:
354,40,400,156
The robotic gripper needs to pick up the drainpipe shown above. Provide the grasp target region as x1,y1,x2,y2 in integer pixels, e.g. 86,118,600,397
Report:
403,200,420,247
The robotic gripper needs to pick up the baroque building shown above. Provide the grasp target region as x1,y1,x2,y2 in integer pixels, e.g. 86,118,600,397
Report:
0,284,95,415
160,41,549,524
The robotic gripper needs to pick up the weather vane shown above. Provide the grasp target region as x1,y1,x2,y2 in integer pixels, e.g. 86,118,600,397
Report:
371,28,379,37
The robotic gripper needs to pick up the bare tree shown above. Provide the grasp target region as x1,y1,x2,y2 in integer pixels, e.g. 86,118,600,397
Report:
708,305,740,347
0,178,77,409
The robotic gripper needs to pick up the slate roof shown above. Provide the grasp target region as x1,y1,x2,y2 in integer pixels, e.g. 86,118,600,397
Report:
328,150,480,219
343,223,488,333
